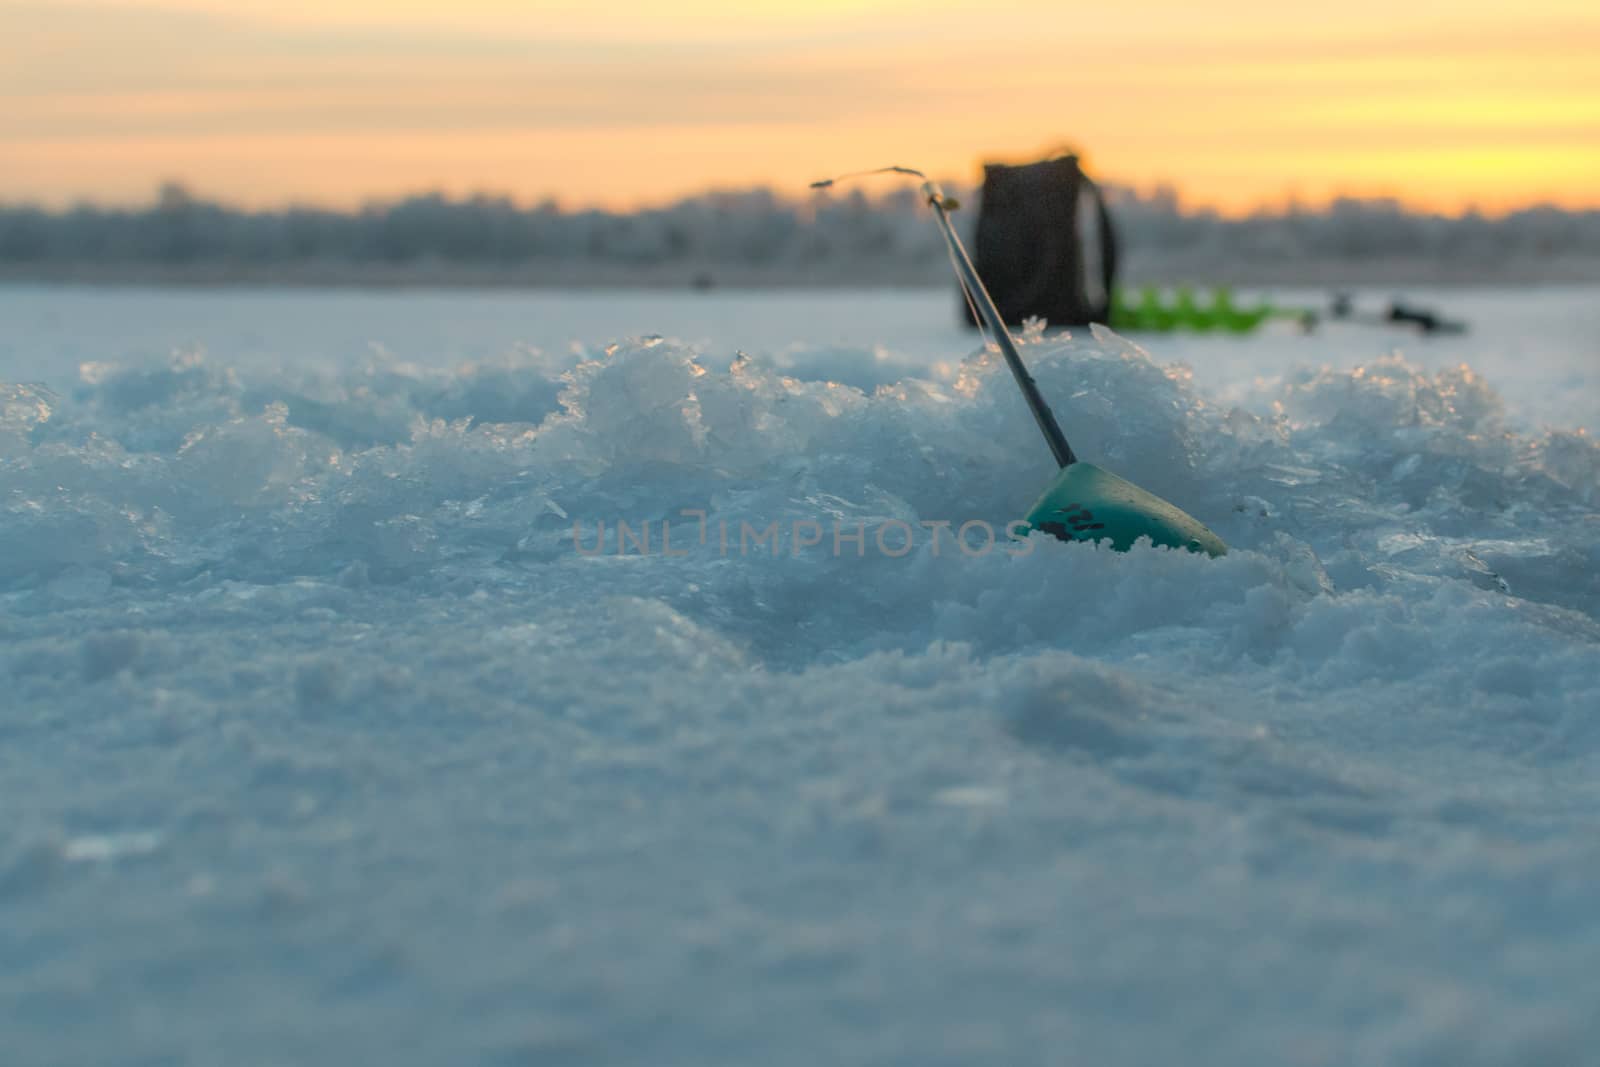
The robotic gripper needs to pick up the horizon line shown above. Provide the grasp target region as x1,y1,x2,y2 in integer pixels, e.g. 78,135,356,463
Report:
6,178,1596,222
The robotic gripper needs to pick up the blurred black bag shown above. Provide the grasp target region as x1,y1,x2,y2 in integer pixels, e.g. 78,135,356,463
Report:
964,155,1119,328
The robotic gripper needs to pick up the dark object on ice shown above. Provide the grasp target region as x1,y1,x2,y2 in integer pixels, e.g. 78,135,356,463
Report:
963,155,1119,329
1327,292,1467,335
1385,301,1466,334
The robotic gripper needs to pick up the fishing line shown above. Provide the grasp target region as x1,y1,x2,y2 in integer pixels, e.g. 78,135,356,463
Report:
945,235,996,353
808,165,928,189
813,163,1074,467
811,168,998,355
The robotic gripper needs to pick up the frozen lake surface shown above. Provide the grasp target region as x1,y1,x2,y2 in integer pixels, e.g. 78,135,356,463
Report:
4,283,1598,430
2,284,1598,1065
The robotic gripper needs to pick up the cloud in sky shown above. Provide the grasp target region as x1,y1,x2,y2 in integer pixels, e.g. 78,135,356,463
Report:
2,0,1597,212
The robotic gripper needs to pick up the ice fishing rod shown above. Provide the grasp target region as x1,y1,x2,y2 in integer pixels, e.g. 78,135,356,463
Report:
811,165,1227,557
812,168,1076,468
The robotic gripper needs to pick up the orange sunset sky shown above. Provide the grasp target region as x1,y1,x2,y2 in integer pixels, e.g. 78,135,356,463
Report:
3,0,1597,215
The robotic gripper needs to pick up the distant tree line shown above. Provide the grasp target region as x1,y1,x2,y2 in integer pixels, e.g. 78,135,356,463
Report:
1,181,1596,284
0,182,940,272
1106,184,1600,269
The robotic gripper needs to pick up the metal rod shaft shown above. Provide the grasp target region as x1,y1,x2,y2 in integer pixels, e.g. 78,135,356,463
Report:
922,183,1077,469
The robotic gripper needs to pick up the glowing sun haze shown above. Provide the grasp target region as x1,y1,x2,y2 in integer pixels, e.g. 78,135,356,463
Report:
3,0,1596,214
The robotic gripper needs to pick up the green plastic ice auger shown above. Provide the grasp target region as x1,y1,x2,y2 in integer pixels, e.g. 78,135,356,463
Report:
1110,285,1273,334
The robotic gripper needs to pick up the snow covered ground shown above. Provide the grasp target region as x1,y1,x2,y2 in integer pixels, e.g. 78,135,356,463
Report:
2,284,1598,1065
